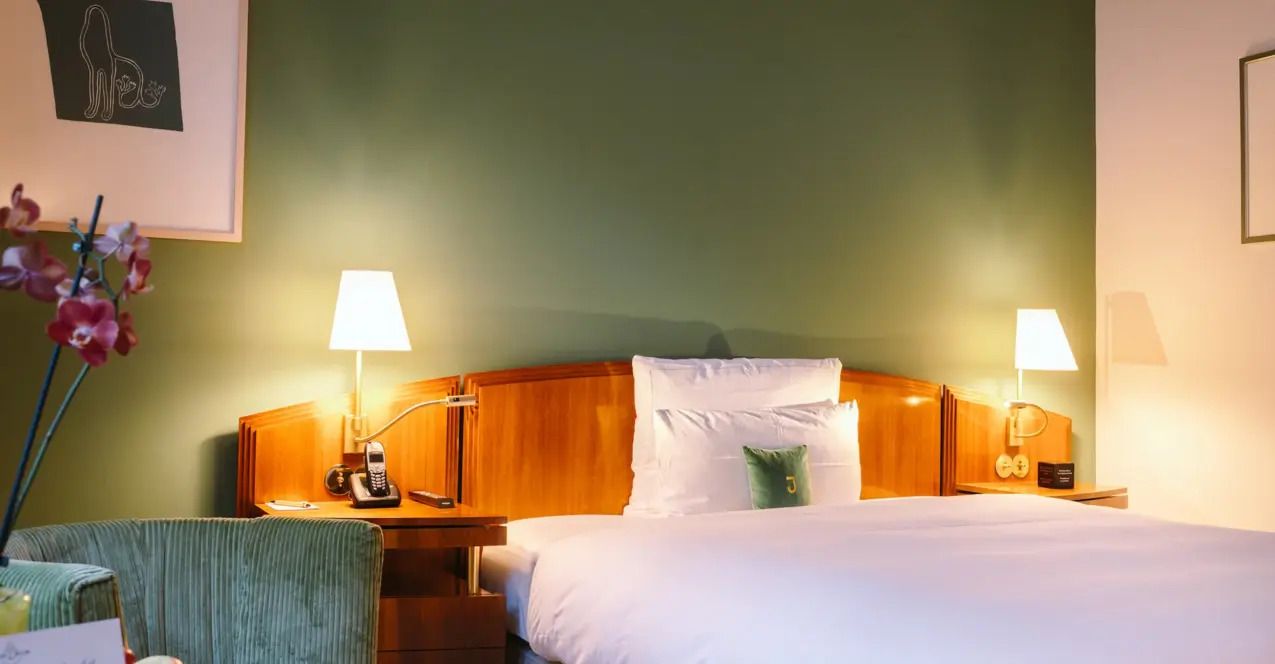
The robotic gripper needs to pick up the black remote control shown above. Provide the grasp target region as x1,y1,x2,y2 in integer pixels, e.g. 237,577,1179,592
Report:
408,490,455,509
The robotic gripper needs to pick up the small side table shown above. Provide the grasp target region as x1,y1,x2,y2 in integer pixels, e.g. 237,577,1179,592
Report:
956,482,1129,509
257,501,507,663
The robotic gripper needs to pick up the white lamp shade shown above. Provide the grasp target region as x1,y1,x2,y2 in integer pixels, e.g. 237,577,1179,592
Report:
329,271,412,352
1014,309,1077,371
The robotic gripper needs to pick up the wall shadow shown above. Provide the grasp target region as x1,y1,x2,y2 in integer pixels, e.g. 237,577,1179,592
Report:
201,432,240,517
1107,291,1168,367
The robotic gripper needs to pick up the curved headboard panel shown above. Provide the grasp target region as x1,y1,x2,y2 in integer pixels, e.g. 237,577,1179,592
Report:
941,385,1071,496
460,362,943,521
840,370,943,499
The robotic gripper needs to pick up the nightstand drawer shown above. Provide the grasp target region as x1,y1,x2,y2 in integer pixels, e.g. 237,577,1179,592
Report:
379,593,506,651
377,649,503,664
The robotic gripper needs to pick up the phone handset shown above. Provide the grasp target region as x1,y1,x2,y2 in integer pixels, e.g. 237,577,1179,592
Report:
350,441,401,508
365,441,390,497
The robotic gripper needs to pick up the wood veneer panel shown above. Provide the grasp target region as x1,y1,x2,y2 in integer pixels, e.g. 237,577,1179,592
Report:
839,371,943,499
379,593,505,651
381,526,506,550
943,386,1071,495
956,482,1125,502
237,377,460,514
462,362,636,522
376,650,502,664
255,501,506,527
460,362,947,519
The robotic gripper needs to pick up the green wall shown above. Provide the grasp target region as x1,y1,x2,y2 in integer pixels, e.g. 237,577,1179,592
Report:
0,0,1095,526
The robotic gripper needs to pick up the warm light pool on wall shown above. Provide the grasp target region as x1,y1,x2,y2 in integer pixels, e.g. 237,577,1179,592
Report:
329,270,475,454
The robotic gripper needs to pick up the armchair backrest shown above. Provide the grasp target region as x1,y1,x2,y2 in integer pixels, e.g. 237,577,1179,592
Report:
5,517,383,664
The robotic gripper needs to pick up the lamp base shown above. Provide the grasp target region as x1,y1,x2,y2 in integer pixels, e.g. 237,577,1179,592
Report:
342,413,369,454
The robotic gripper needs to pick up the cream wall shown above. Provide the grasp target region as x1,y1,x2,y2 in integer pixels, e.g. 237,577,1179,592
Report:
1097,0,1275,530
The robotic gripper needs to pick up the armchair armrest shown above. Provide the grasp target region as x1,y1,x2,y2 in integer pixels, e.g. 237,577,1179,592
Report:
0,560,120,630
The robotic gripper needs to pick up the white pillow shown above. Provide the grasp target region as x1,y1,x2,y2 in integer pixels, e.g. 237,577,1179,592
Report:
652,401,861,515
625,356,843,516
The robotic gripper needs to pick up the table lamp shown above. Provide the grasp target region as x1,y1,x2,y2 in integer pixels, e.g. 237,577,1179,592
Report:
329,270,477,454
329,270,414,453
1007,308,1077,444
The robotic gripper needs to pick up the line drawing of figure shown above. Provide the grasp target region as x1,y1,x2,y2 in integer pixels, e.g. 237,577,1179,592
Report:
80,3,166,122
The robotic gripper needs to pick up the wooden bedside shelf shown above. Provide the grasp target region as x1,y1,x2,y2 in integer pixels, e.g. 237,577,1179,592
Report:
956,482,1129,509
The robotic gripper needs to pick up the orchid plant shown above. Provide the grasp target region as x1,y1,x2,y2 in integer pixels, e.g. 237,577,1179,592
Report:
0,185,154,562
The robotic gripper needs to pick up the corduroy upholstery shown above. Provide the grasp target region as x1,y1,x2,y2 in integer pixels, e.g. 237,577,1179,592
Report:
5,517,383,664
0,559,120,629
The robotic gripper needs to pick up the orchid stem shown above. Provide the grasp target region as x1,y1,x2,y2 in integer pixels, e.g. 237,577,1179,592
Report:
15,364,91,516
0,346,63,564
0,195,103,564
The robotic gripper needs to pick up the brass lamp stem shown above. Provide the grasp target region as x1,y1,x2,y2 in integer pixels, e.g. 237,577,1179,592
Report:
343,350,370,454
355,350,364,423
1017,368,1023,402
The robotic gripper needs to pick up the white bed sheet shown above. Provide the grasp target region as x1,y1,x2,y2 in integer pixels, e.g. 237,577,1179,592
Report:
481,515,629,641
526,495,1275,664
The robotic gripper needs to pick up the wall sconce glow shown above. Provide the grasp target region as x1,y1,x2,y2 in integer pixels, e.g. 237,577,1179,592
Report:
330,271,411,453
328,270,476,454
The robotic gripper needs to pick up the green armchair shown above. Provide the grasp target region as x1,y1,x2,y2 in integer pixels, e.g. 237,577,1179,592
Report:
2,517,383,664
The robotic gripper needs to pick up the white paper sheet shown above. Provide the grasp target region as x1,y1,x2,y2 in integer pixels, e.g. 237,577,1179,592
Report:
0,618,125,663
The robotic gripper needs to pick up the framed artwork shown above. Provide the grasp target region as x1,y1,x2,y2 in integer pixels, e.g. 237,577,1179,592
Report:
1241,48,1275,244
0,0,248,242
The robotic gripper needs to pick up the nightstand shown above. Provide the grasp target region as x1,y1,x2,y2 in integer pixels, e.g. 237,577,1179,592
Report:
955,482,1129,509
257,500,508,663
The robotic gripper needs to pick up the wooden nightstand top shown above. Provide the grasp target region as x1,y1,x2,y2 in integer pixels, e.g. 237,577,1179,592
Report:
255,500,507,527
956,482,1127,502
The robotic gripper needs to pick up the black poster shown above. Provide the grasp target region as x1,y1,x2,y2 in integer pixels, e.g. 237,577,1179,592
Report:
37,0,183,132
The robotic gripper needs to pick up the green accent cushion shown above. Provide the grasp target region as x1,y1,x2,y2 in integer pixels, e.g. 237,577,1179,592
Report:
742,445,813,509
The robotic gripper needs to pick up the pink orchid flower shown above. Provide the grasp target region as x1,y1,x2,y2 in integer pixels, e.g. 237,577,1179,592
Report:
93,221,150,263
114,311,138,356
0,184,41,237
0,241,69,302
46,296,119,367
122,255,152,298
55,268,103,304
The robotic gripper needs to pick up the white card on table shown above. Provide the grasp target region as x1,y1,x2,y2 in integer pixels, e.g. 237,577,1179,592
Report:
0,618,125,663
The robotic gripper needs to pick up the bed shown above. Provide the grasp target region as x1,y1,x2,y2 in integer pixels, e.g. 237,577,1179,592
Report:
463,361,1275,663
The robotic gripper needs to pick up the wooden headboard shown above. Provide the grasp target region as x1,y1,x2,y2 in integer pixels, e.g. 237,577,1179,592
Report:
459,362,944,521
237,376,460,516
941,386,1071,495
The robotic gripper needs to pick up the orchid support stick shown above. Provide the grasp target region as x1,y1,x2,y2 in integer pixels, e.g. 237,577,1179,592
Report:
0,195,103,563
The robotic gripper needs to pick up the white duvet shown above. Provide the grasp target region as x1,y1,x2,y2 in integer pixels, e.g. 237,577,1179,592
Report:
526,495,1275,664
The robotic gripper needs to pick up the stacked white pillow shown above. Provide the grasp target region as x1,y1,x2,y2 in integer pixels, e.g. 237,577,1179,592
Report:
625,355,845,516
654,401,861,515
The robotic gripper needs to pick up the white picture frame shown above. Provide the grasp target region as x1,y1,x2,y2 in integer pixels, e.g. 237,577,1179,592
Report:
0,0,248,243
1241,48,1275,244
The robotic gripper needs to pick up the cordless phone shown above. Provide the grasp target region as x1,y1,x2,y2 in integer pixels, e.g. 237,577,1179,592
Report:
365,441,390,497
349,440,401,508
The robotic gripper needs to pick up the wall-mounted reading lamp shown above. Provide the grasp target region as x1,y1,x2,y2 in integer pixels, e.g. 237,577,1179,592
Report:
998,309,1077,478
1008,308,1077,442
329,270,475,453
